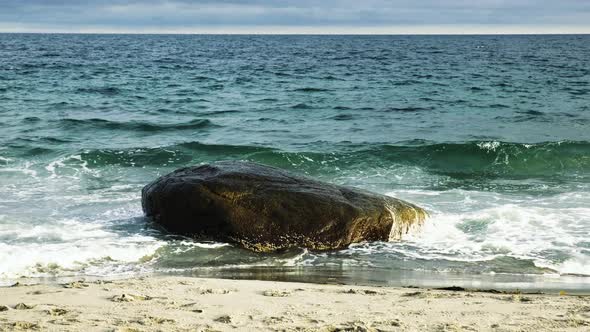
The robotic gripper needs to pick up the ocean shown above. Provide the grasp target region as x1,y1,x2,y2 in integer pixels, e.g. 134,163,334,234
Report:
0,34,589,290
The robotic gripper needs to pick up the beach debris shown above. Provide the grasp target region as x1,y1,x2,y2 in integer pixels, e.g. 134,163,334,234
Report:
34,263,61,274
402,291,424,297
12,321,40,330
180,302,204,313
144,316,175,325
262,289,291,297
46,308,68,316
47,319,70,326
179,302,204,313
214,315,232,324
62,281,89,289
435,322,463,331
436,286,465,291
110,293,153,302
369,319,403,328
342,288,382,295
47,317,80,326
14,303,35,310
93,280,112,285
327,320,373,331
195,287,232,295
180,302,198,307
435,286,544,295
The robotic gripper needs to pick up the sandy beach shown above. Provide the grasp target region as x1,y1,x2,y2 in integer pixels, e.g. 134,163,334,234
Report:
0,276,589,331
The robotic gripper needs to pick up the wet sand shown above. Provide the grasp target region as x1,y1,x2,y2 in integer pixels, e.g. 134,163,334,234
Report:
1,276,589,331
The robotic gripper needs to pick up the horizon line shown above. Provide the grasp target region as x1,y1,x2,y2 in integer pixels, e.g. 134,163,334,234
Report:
1,24,589,35
2,31,590,36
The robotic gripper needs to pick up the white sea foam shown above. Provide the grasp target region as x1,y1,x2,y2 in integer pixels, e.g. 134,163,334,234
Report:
386,189,590,275
555,255,590,275
477,141,501,151
0,161,38,177
45,154,100,179
0,161,166,280
1,152,589,281
280,249,309,267
177,240,231,249
0,217,165,279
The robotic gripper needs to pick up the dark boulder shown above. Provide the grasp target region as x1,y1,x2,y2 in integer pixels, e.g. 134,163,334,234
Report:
142,161,427,252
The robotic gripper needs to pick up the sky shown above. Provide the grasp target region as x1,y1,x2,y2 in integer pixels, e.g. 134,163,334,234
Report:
1,0,589,34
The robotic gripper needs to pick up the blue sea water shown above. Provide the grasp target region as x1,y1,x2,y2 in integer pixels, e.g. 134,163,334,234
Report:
0,34,589,289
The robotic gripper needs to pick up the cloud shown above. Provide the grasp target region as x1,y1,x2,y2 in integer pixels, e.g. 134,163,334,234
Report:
0,0,589,33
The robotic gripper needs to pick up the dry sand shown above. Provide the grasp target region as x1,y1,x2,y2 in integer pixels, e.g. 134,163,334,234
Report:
0,276,589,331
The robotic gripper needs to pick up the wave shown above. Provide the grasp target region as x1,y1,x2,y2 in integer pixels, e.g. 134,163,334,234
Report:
369,140,590,179
4,140,589,182
50,141,590,180
70,142,271,168
57,118,216,132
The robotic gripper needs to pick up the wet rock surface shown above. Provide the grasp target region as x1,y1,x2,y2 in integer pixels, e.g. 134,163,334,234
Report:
142,161,427,251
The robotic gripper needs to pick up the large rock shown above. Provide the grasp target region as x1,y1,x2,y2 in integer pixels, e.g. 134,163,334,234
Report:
142,161,427,252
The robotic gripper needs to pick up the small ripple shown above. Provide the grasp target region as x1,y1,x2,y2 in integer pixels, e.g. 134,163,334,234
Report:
57,118,217,132
292,87,330,93
290,103,314,109
330,114,355,121
76,87,122,96
384,106,435,113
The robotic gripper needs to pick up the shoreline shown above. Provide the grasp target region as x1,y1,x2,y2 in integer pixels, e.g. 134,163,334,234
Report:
3,267,590,295
1,276,589,331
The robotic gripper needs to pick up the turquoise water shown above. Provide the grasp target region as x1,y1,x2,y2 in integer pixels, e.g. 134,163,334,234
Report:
1,34,589,288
